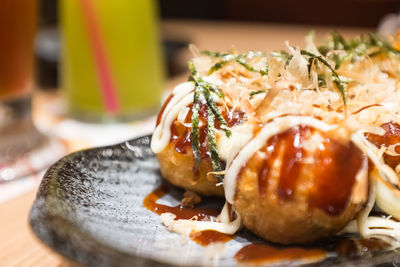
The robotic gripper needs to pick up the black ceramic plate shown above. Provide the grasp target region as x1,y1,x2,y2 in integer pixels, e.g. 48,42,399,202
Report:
30,135,400,267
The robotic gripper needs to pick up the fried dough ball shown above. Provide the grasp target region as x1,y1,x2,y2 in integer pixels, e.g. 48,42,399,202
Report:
155,98,245,197
157,142,224,197
234,125,368,244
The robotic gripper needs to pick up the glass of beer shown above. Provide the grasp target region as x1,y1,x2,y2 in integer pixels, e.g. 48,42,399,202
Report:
0,0,45,176
60,0,164,122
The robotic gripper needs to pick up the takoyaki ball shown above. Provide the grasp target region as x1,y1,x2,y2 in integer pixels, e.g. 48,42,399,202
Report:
156,99,245,197
156,142,224,197
234,125,368,244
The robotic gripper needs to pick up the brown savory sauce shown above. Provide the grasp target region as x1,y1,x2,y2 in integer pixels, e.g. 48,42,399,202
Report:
310,141,366,216
224,108,246,128
254,125,365,216
170,102,208,157
277,126,310,201
143,187,390,264
366,122,400,169
170,101,246,158
257,134,279,198
335,238,390,256
156,94,174,126
143,186,233,247
257,126,311,199
189,230,233,246
351,104,382,115
143,185,219,220
234,243,327,264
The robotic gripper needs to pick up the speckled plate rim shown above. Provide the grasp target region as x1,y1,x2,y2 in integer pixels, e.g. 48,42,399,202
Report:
29,135,400,267
29,135,171,267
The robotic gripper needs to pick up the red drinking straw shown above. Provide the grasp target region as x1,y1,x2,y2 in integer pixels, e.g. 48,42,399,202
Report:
77,0,120,114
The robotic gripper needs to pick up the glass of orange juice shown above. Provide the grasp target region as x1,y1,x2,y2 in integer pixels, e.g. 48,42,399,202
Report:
60,0,164,122
0,0,45,173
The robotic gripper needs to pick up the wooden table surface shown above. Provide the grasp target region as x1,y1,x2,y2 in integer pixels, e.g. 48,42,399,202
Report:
0,190,78,267
0,20,369,267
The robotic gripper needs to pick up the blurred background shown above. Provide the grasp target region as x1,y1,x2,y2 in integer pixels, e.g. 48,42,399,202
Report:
37,0,400,89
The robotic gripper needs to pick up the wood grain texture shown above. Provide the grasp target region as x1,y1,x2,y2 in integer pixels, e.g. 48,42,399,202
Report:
0,189,79,267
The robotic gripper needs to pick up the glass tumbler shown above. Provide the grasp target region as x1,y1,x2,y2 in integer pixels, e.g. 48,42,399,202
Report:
0,0,45,175
60,0,164,122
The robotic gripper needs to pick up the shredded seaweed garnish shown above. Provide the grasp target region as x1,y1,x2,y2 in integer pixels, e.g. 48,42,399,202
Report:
201,50,268,75
317,74,327,87
365,33,400,56
208,61,229,75
191,87,201,169
200,51,231,58
202,88,231,137
249,89,267,98
300,50,347,105
188,61,231,180
185,32,400,177
207,110,224,182
271,50,292,65
319,32,400,69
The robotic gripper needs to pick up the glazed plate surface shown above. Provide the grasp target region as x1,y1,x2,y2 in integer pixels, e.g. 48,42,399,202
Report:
30,135,400,266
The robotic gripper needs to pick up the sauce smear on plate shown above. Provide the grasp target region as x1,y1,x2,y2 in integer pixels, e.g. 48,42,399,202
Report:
143,185,219,220
189,230,233,246
234,243,327,264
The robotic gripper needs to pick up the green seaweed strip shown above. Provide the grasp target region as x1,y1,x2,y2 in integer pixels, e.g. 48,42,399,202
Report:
201,50,230,58
188,60,233,181
235,58,265,75
367,33,400,55
249,89,267,98
319,32,400,68
301,50,346,105
200,82,225,98
331,31,349,50
236,58,268,75
208,61,229,75
202,50,268,76
188,61,199,79
271,50,292,65
307,57,314,79
207,110,223,182
202,88,232,137
191,87,201,169
188,61,225,98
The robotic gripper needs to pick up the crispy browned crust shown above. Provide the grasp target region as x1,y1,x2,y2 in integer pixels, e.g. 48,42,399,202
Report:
156,143,224,197
234,139,365,244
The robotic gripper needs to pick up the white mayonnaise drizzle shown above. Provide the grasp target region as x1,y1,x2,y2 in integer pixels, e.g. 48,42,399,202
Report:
160,201,241,236
224,116,337,203
151,82,194,153
217,123,254,164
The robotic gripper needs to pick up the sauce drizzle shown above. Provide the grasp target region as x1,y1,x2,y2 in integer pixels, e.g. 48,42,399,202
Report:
170,102,246,158
234,243,327,264
335,238,389,256
257,135,279,197
256,125,311,200
351,104,382,115
143,185,219,220
252,125,365,216
366,122,400,169
277,126,309,201
143,186,233,247
156,94,174,126
309,140,366,216
189,230,233,246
